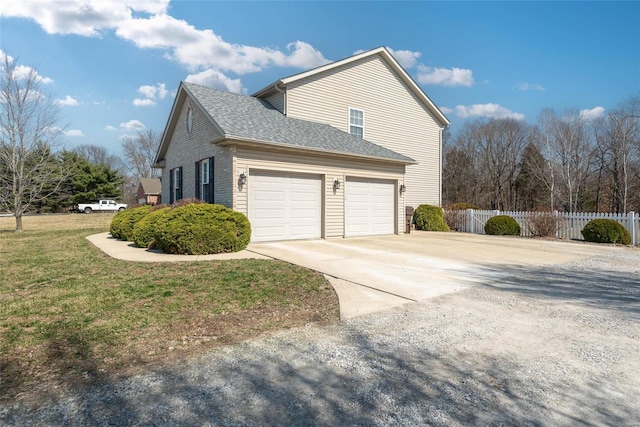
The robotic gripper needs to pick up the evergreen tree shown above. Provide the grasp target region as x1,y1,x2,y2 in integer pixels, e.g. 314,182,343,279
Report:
59,151,124,205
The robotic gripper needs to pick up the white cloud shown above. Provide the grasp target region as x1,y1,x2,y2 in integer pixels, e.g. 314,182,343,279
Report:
104,125,117,131
455,103,525,120
517,82,546,91
120,119,145,131
11,64,54,84
579,106,605,121
133,98,156,107
440,106,454,114
387,48,421,69
64,129,84,137
282,41,329,69
137,82,168,99
185,69,246,94
0,49,14,63
416,65,475,87
55,95,79,106
1,2,329,83
1,0,170,37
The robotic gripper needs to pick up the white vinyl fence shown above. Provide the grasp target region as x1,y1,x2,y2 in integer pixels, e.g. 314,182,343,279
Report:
447,209,639,245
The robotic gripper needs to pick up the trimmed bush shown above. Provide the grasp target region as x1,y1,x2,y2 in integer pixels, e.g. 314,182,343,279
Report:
131,205,171,248
485,215,521,236
448,202,481,211
413,204,449,232
154,203,251,255
109,205,153,241
172,197,204,208
109,209,128,240
581,219,631,245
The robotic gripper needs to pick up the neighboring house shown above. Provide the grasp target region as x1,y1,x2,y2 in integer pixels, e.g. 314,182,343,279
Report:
154,47,449,242
136,177,162,205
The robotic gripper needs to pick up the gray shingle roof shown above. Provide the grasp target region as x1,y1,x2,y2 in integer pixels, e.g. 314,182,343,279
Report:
138,177,161,194
183,82,414,163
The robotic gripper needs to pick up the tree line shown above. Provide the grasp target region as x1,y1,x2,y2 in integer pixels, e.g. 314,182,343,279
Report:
0,53,160,231
443,96,640,214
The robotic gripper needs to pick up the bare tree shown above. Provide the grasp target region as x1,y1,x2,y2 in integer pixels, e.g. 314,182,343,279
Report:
451,118,531,210
121,129,161,178
73,144,121,168
594,97,640,213
0,54,69,231
540,108,594,212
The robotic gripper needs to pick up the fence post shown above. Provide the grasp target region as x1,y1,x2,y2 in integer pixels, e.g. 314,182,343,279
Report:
467,209,474,233
629,211,637,246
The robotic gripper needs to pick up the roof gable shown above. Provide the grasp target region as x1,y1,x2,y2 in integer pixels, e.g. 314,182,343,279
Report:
253,47,450,127
138,177,161,194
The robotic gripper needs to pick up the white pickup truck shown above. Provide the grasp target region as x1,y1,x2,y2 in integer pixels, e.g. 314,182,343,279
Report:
76,200,128,214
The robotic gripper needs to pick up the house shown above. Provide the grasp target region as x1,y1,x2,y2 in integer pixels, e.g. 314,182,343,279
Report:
136,177,162,205
154,47,450,242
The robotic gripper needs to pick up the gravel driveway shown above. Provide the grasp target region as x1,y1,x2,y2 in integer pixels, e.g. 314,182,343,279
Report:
2,249,639,426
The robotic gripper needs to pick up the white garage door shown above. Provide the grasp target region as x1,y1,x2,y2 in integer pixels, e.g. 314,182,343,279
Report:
345,178,395,237
249,171,322,242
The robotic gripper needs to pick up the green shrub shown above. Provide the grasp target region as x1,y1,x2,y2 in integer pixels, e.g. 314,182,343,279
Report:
413,204,449,231
109,209,128,240
581,219,631,245
154,203,251,255
172,197,204,208
109,205,153,241
448,202,481,211
131,205,171,248
485,215,521,236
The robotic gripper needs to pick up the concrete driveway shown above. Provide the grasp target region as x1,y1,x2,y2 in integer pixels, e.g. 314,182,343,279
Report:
249,232,621,319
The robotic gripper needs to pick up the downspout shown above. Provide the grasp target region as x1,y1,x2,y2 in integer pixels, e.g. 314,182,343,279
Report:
439,126,443,207
273,81,286,115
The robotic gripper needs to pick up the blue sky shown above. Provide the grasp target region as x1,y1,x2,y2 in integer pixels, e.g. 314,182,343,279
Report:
1,1,638,157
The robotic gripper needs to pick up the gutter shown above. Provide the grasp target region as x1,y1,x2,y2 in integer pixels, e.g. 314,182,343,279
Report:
216,136,416,165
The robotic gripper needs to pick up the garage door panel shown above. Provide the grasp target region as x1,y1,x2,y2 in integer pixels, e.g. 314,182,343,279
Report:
253,226,286,239
253,208,285,220
290,192,317,202
254,190,285,201
290,209,318,219
345,179,394,237
249,171,322,242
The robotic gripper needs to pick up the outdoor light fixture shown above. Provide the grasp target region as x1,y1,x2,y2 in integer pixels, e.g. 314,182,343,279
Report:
399,184,406,193
239,172,247,185
333,178,341,190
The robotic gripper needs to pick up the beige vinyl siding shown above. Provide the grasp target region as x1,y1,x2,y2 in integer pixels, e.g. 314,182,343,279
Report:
162,99,233,206
263,91,285,114
285,54,443,208
233,146,405,238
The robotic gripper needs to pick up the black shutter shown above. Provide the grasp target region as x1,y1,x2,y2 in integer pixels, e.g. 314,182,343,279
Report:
195,161,201,200
177,167,183,200
169,169,175,204
208,156,215,204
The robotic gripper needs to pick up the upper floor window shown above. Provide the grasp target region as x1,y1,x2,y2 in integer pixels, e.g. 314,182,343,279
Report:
349,107,364,139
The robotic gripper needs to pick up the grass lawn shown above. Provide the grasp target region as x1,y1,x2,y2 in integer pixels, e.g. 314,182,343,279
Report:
0,213,339,402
